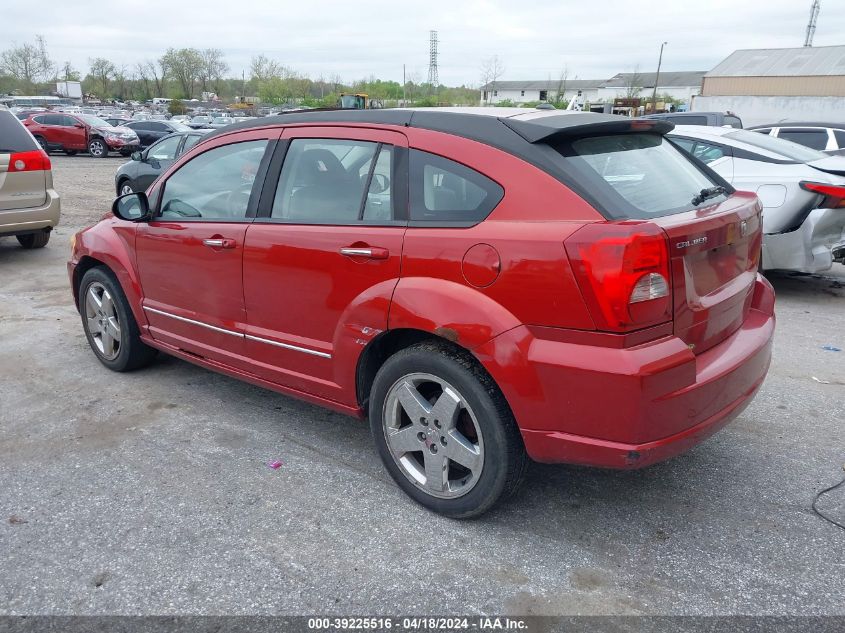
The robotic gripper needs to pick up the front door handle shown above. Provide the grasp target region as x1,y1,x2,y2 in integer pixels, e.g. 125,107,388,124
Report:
340,246,389,260
203,238,236,249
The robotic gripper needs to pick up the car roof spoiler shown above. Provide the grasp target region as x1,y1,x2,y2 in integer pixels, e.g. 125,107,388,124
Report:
500,114,675,144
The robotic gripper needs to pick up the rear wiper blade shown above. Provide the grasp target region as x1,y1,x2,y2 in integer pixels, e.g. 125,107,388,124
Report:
691,186,726,206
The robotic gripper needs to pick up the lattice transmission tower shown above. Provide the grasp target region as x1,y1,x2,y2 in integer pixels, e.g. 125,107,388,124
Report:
804,0,820,47
428,30,439,94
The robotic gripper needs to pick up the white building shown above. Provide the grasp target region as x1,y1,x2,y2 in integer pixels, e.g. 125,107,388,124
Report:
480,79,604,105
596,71,706,103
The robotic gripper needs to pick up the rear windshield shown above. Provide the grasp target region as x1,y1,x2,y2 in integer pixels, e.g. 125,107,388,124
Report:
0,110,38,153
724,129,827,162
552,133,726,219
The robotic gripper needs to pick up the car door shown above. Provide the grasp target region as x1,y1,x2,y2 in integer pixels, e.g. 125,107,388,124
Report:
241,126,408,401
135,129,278,369
63,115,88,150
136,134,183,191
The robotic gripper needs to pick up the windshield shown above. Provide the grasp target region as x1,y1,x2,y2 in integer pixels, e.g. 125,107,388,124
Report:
79,115,111,128
724,129,828,162
552,133,727,219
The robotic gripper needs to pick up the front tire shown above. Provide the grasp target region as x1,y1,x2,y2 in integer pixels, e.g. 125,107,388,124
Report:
17,231,50,249
34,136,49,153
79,267,157,371
369,341,527,518
88,138,109,158
117,180,134,196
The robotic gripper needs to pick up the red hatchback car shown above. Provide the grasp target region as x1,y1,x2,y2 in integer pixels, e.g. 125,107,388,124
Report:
23,112,140,158
68,109,775,517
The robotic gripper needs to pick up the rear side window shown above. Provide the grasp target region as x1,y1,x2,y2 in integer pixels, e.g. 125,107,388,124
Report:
271,138,394,225
409,149,503,225
778,128,829,151
834,130,845,149
552,133,726,219
0,111,38,152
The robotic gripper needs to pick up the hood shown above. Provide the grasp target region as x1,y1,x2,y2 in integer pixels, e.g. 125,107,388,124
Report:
98,125,138,137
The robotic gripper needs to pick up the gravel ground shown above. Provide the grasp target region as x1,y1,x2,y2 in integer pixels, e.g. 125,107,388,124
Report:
0,156,843,615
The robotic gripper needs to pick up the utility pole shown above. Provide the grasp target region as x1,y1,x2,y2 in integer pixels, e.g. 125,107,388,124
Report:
403,64,406,106
241,70,246,103
804,0,821,47
651,42,667,114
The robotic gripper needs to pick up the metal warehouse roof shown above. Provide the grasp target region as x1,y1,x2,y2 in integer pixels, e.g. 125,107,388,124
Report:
706,45,845,77
600,71,707,88
480,79,606,91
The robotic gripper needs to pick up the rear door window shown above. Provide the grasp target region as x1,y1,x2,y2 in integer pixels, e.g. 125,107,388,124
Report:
409,149,503,225
552,133,727,219
0,110,38,152
271,138,395,224
778,128,829,151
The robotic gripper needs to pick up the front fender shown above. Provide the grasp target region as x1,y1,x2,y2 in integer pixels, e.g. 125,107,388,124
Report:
72,220,145,328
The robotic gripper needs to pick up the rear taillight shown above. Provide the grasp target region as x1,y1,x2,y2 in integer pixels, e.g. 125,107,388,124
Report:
8,150,51,173
564,222,672,332
800,181,845,208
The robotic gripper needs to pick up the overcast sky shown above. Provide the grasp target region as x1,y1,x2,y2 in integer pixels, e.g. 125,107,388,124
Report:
1,0,842,86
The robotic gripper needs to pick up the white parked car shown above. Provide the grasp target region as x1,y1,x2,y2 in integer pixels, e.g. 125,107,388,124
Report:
668,125,845,273
747,123,845,155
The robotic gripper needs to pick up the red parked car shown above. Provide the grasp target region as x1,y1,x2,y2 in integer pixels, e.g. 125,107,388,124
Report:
68,109,775,517
22,112,139,158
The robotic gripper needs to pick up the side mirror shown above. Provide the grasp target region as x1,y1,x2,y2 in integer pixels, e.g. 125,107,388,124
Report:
112,192,152,222
130,151,143,161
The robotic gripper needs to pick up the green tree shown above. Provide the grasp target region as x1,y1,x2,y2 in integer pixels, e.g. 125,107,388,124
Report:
159,48,204,99
89,57,116,98
168,99,187,115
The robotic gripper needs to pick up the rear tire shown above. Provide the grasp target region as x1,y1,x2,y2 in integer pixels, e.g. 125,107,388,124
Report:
88,138,109,158
369,341,527,519
17,231,50,249
79,267,158,372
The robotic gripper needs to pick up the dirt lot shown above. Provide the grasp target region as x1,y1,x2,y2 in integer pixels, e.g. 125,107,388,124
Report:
1,156,843,615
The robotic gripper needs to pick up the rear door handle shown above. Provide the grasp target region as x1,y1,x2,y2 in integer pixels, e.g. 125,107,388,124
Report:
203,238,236,249
340,246,389,260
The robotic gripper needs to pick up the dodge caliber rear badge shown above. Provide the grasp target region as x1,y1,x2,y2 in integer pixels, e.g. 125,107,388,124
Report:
676,236,708,249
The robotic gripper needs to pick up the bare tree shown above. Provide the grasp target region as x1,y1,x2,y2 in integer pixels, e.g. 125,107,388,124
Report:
0,35,54,86
554,65,569,105
250,54,284,82
624,66,643,99
480,55,505,104
199,48,229,94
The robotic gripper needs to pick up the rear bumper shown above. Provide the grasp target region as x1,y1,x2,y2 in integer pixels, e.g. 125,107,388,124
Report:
0,188,61,236
763,208,845,273
481,275,775,469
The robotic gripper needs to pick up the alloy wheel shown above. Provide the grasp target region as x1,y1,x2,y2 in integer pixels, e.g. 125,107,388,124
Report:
120,183,133,196
89,140,106,157
382,373,484,499
84,282,121,360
